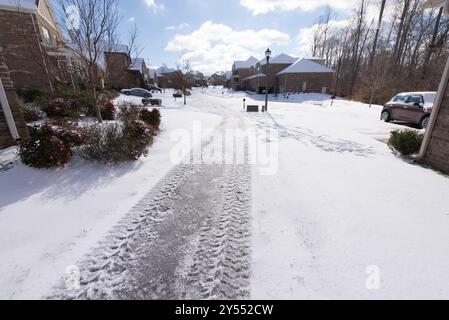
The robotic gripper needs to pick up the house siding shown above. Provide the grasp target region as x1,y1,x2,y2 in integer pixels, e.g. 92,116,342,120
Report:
276,72,334,94
0,56,28,149
422,89,449,174
0,9,53,91
105,52,143,90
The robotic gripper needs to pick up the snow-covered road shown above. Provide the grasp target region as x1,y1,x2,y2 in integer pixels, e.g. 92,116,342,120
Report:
2,87,449,299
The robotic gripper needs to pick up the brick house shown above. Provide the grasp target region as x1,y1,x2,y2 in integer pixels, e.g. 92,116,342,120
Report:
224,71,232,88
276,58,334,94
208,73,225,86
0,0,87,92
419,0,449,174
245,54,298,94
231,57,258,91
0,52,28,149
147,69,159,87
104,46,146,90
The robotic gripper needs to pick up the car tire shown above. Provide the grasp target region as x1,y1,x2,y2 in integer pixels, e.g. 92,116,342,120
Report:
381,111,391,123
420,116,430,129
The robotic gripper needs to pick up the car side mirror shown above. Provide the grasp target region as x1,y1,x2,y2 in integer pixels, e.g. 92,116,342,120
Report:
414,102,424,108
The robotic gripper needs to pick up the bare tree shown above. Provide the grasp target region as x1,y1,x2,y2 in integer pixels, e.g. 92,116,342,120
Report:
59,0,120,122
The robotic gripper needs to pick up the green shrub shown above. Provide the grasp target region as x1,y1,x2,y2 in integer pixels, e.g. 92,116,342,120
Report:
100,101,116,120
79,120,155,162
139,108,161,128
117,104,141,123
388,129,424,156
17,88,45,103
43,98,84,118
22,105,43,122
19,124,77,168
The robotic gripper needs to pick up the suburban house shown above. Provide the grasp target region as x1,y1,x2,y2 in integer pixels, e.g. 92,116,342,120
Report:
208,72,225,86
104,45,146,90
129,58,148,87
276,58,334,94
244,53,298,94
0,52,28,148
231,57,258,91
418,0,449,174
0,0,88,92
147,69,159,87
224,71,232,88
157,66,188,90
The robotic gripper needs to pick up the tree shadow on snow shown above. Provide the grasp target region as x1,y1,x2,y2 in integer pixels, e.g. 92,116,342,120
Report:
0,157,143,209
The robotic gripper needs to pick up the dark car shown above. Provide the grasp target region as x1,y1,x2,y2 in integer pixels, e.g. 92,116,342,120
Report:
381,92,436,129
121,88,153,98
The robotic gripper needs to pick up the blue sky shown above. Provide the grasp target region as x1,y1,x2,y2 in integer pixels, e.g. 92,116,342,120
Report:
55,0,363,74
114,0,364,74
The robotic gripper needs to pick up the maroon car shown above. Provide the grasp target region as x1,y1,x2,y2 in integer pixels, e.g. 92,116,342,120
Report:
381,92,436,129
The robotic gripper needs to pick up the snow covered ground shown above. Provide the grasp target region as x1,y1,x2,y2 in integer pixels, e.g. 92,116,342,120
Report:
0,93,222,299
1,86,449,300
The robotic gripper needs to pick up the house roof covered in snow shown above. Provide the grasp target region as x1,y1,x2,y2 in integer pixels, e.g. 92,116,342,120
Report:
233,57,258,69
0,0,38,12
277,58,334,76
130,58,145,73
242,73,266,81
157,66,176,74
148,69,157,78
259,53,298,66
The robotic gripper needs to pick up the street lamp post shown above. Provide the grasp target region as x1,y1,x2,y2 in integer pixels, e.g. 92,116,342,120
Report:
264,48,272,112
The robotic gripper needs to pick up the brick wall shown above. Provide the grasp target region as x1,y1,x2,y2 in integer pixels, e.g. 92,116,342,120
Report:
105,52,143,90
0,9,53,91
423,89,449,174
231,69,252,91
0,56,28,149
276,73,334,94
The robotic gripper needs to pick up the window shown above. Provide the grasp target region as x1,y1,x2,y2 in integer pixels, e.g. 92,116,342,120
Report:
406,95,424,105
42,26,51,44
392,95,408,103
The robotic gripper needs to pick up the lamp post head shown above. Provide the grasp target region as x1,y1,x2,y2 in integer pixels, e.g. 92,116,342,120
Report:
265,48,272,60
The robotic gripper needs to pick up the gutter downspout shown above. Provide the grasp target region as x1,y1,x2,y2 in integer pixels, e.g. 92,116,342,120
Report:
30,13,54,93
417,0,449,161
0,78,20,141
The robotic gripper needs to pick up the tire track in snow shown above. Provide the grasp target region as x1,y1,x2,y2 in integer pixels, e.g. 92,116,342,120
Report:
48,109,252,300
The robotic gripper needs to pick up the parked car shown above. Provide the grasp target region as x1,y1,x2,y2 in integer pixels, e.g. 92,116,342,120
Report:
173,90,183,98
381,91,436,129
121,88,153,98
146,84,162,93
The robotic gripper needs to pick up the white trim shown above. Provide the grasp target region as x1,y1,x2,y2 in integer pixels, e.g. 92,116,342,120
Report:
0,78,20,141
418,1,449,160
418,52,449,160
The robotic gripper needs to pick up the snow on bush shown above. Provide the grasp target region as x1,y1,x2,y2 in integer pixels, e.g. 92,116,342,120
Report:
139,108,161,129
19,124,84,168
388,129,424,156
79,120,155,163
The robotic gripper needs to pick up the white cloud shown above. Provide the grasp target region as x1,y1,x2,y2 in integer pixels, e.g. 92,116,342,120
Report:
240,0,356,15
165,21,290,74
165,23,190,31
143,0,165,13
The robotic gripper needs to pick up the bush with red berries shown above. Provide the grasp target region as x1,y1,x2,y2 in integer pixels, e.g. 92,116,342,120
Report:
19,124,84,168
100,101,116,120
139,108,161,129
